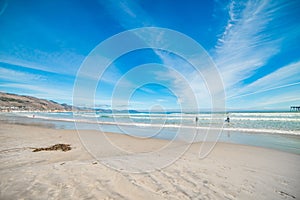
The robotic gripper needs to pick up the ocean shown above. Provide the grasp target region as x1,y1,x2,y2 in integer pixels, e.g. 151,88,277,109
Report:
1,111,300,154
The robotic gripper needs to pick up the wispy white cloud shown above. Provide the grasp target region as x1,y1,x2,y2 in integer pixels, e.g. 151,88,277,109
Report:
0,47,85,76
78,59,123,86
98,0,222,109
228,60,300,100
0,58,57,74
0,67,73,103
228,84,300,110
258,92,300,108
210,0,300,109
100,0,154,29
0,83,72,102
98,0,298,110
153,56,211,109
0,67,46,82
215,0,285,91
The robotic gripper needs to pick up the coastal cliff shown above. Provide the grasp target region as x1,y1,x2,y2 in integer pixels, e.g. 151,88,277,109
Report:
0,92,72,112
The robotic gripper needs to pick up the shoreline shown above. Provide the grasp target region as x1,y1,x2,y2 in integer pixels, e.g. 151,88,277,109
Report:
1,119,299,154
1,112,300,155
1,122,300,199
1,111,299,135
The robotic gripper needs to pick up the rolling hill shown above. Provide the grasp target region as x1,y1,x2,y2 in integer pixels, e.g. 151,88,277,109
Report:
0,92,72,111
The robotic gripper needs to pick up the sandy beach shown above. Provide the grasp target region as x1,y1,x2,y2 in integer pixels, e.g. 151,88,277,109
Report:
0,122,299,200
1,0,300,199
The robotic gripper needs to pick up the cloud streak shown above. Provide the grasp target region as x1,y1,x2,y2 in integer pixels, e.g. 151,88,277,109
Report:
215,0,285,91
0,67,74,103
208,0,300,109
0,83,72,102
228,60,300,100
0,67,46,82
99,0,154,29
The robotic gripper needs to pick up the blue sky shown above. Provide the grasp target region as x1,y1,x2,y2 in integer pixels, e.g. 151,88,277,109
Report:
0,0,299,111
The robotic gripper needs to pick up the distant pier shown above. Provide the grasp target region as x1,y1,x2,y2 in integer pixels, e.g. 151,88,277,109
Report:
290,106,300,112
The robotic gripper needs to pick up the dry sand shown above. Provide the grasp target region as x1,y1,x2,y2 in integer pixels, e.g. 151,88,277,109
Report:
0,123,299,200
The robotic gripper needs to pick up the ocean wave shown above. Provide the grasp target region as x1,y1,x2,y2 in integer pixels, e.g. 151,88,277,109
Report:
230,112,300,117
9,112,300,136
229,117,300,122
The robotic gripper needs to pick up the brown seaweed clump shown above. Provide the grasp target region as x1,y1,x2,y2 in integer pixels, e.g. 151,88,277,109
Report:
32,144,71,152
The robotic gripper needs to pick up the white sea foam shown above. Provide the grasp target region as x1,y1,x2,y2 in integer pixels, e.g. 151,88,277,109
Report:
7,112,300,136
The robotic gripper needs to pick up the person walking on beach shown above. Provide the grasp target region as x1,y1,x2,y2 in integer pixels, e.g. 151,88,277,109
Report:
195,116,199,125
